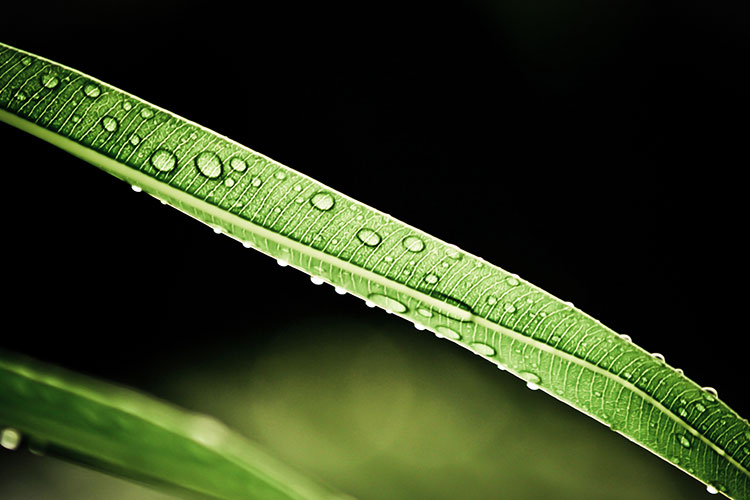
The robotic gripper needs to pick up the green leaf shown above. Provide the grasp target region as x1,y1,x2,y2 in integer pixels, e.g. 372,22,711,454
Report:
0,350,344,499
1,41,748,499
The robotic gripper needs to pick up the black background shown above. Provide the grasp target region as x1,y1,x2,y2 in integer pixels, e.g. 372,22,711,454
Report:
1,0,747,467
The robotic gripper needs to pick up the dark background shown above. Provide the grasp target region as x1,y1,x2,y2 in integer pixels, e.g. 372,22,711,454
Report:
0,1,747,498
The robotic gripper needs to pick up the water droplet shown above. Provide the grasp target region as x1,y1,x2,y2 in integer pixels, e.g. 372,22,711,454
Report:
470,342,495,356
652,352,665,362
503,303,516,313
506,276,520,286
140,108,153,119
675,433,692,448
675,368,684,375
14,90,28,101
702,387,718,401
101,116,119,132
444,245,461,259
131,185,142,193
695,402,706,412
357,228,381,247
21,56,33,66
384,256,393,263
310,276,324,285
83,83,101,98
620,334,632,342
486,296,497,305
402,235,425,252
434,325,461,340
195,151,222,178
229,157,247,172
310,192,335,211
222,178,234,188
212,226,222,234
1,428,21,450
594,390,603,397
40,73,59,89
365,300,376,308
293,184,302,192
367,293,407,313
277,259,289,267
678,407,688,418
150,149,177,172
550,335,561,343
414,323,426,331
417,307,433,318
706,485,718,495
70,114,81,123
334,286,346,295
274,171,287,180
424,273,440,285
242,241,252,248
122,101,132,111
519,371,541,390
129,134,140,146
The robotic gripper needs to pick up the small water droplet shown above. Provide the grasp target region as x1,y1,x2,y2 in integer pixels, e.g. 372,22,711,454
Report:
83,83,101,98
519,371,541,390
242,241,252,248
695,402,706,412
195,151,223,178
150,149,177,172
367,293,407,313
71,113,81,123
21,56,33,66
224,178,235,188
706,485,718,495
675,368,684,375
1,428,21,450
293,184,302,192
229,157,247,172
470,342,495,356
310,192,335,211
402,235,425,252
503,303,516,313
310,276,324,285
652,352,665,362
620,334,632,342
101,116,119,132
131,185,142,193
357,228,381,247
365,300,376,308
434,325,461,340
678,407,688,418
334,286,346,295
277,259,289,267
594,390,603,397
384,256,393,263
274,171,287,180
417,307,433,318
129,134,140,146
140,107,153,119
445,246,461,259
506,276,520,286
424,273,440,285
550,335,561,343
122,101,132,111
414,323,426,331
40,73,59,89
675,433,692,448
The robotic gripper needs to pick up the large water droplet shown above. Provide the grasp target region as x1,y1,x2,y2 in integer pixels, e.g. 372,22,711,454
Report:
357,228,381,247
230,157,247,172
675,433,692,448
519,371,541,390
101,116,119,132
150,149,177,172
40,73,59,89
83,83,101,98
196,151,222,178
424,273,440,285
367,293,407,313
470,342,495,356
1,428,21,450
310,192,335,211
434,325,461,340
402,235,425,252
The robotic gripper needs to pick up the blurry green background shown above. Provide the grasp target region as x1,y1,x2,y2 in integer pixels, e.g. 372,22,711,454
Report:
0,0,746,498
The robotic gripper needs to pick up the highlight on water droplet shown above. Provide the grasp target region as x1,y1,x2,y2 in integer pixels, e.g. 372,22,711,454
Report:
310,192,335,211
40,73,59,89
195,151,223,179
434,325,461,340
365,300,376,308
357,228,381,247
83,82,101,98
367,293,407,313
212,226,222,234
519,371,541,390
470,342,496,356
71,113,81,123
150,149,177,173
101,116,119,132
310,276,324,285
402,235,425,252
1,428,21,450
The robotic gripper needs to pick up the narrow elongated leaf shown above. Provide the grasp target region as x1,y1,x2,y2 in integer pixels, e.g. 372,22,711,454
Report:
0,42,748,499
0,351,343,499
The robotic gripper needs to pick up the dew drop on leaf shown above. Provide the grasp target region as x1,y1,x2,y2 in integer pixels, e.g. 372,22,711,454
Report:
140,107,153,119
129,134,140,146
506,276,520,286
470,342,495,356
414,323,426,331
434,325,461,340
122,101,132,110
71,114,81,123
277,259,289,267
224,178,235,187
424,273,440,285
706,485,718,495
417,307,433,318
356,228,381,247
310,276,324,285
40,73,59,89
486,296,497,305
675,433,692,448
195,151,222,179
229,157,247,172
503,303,516,313
367,293,407,313
150,149,177,172
652,352,665,362
83,82,101,98
310,192,335,211
520,371,541,390
620,334,632,342
0,428,21,450
402,235,425,252
101,116,119,132
274,170,287,180
678,407,688,418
